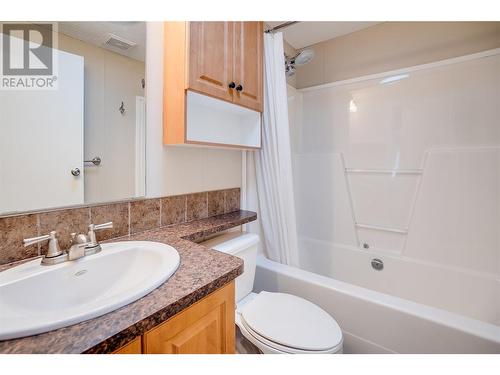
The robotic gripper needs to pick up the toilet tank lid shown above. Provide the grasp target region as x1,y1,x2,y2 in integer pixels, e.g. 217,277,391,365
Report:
202,232,259,255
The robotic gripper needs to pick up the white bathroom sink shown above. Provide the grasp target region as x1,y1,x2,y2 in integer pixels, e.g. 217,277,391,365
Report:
0,241,180,340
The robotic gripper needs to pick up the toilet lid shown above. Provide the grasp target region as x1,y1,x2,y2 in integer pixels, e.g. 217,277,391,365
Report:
239,291,342,351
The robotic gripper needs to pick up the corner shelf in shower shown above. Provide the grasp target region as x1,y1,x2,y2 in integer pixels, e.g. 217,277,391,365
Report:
345,169,423,175
354,223,408,234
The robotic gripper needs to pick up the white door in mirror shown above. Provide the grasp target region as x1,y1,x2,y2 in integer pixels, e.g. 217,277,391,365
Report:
0,241,180,340
0,49,85,214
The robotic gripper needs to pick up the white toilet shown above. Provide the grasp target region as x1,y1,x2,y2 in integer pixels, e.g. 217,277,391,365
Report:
202,232,343,354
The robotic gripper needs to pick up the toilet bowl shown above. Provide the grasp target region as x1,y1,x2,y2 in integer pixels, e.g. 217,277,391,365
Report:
202,232,343,354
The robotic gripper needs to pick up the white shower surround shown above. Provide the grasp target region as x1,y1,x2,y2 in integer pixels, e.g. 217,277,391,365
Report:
254,48,500,353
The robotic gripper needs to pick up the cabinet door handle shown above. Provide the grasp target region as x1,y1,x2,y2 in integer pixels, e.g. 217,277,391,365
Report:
235,84,243,92
228,81,236,89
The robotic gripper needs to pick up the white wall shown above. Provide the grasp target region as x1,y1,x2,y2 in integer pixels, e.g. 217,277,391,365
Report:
145,22,241,198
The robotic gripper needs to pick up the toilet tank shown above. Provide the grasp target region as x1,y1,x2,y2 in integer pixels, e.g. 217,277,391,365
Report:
201,232,259,302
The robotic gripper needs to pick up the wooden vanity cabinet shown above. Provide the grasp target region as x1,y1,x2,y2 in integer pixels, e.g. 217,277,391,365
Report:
163,21,263,148
112,281,235,354
113,337,142,354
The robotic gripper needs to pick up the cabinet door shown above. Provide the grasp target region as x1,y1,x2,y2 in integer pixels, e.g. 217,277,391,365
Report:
188,22,234,103
143,282,235,354
113,337,142,354
233,22,263,112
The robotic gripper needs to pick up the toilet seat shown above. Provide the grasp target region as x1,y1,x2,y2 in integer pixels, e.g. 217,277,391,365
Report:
236,292,343,354
238,314,343,354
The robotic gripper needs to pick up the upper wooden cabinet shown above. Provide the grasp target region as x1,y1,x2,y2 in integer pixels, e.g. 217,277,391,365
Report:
188,22,235,103
163,21,263,148
187,21,263,112
233,22,263,111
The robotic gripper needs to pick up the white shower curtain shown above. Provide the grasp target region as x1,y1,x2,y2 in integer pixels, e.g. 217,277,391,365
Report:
254,32,299,267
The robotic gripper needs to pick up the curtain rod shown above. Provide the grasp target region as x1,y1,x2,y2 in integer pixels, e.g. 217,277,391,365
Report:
264,21,299,33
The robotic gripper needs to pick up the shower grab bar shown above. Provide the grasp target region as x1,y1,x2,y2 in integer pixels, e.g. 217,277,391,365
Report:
355,223,408,234
346,168,422,175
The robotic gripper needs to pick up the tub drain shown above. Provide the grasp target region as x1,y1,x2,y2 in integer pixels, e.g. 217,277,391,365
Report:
371,258,384,271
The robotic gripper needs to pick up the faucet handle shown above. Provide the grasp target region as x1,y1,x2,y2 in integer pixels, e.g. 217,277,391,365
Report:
91,222,113,231
23,231,63,258
87,222,113,247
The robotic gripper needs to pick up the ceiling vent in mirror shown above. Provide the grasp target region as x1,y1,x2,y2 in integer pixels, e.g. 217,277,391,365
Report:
104,34,137,50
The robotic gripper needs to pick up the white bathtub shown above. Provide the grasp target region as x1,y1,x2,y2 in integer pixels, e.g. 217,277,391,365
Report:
254,253,500,353
298,237,500,326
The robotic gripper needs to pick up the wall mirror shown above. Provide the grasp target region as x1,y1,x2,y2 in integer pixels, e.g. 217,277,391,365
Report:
0,21,146,215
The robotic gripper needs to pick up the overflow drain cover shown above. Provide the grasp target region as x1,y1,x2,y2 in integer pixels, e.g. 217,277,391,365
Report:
371,258,384,271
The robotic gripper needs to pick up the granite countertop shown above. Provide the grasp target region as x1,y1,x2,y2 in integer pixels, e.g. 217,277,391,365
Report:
0,210,257,354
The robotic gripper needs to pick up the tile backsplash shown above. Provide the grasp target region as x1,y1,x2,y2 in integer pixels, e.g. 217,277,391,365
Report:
0,188,240,266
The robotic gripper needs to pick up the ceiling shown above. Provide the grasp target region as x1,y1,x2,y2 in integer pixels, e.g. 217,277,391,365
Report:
58,22,146,61
56,22,379,61
265,21,381,49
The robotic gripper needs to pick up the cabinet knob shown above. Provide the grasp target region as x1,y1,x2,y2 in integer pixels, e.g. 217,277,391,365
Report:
235,84,243,92
228,82,236,89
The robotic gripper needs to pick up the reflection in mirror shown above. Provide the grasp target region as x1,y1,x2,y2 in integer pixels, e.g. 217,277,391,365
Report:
0,22,146,215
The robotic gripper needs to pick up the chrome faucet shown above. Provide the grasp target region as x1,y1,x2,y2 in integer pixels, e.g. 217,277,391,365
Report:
23,222,113,266
67,233,89,261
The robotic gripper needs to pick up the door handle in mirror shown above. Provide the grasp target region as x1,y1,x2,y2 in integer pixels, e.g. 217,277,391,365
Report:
84,156,101,166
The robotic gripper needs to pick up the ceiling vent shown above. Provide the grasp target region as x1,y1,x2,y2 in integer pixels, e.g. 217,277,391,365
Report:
103,34,137,50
